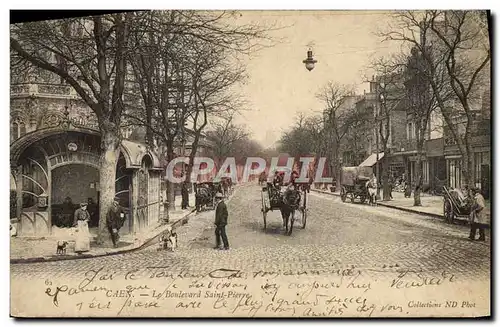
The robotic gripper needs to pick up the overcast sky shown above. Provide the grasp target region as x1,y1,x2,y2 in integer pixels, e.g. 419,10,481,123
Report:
231,10,404,148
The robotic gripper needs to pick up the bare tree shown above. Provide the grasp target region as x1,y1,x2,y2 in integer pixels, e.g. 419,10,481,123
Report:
11,13,132,244
205,114,250,167
368,57,406,201
381,10,491,188
123,10,271,207
315,82,362,183
403,46,447,206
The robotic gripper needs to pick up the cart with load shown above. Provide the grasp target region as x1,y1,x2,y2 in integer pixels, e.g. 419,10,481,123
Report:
340,166,373,204
442,186,473,224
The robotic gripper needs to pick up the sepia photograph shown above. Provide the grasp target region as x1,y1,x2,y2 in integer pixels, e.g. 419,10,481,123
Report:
8,9,491,318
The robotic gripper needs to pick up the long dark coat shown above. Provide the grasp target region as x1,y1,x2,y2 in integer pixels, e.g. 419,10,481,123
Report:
106,203,125,230
214,201,228,226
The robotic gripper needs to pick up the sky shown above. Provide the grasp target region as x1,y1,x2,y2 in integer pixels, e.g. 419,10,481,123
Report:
231,10,405,148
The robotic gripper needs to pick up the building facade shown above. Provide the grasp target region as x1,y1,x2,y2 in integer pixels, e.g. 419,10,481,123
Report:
10,83,162,237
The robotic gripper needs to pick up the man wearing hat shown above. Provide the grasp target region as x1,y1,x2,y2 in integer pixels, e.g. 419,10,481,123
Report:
214,192,229,250
106,197,125,248
469,187,488,242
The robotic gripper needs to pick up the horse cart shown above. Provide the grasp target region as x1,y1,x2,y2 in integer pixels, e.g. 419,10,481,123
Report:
442,186,473,224
195,181,218,212
260,180,307,235
340,166,373,204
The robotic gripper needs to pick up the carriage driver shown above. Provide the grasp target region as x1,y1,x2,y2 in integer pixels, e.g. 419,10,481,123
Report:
273,170,283,188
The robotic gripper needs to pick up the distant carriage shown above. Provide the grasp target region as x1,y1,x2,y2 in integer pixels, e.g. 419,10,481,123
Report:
442,186,474,224
260,169,307,235
340,166,373,204
195,182,218,212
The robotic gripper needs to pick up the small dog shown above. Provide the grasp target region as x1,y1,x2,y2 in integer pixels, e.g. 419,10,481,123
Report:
56,241,68,255
157,226,178,252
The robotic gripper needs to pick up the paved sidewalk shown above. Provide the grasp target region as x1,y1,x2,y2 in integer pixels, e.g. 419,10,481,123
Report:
10,193,197,263
312,187,491,223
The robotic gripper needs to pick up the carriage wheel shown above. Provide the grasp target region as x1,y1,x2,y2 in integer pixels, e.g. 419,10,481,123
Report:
288,210,295,236
263,211,267,230
341,188,347,202
301,207,307,229
261,192,267,230
301,190,307,229
444,199,454,224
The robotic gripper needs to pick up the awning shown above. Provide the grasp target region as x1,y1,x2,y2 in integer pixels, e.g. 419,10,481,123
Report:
359,152,384,167
121,139,162,170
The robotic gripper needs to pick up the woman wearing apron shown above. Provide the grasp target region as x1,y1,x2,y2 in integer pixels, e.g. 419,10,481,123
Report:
73,202,91,253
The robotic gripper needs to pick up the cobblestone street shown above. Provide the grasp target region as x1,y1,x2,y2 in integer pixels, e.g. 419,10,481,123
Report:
11,182,490,280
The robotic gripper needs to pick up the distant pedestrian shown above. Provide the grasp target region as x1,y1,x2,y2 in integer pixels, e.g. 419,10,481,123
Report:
213,193,229,250
73,202,91,253
366,173,378,206
87,197,98,227
106,197,125,248
469,188,487,242
181,181,189,209
388,175,394,199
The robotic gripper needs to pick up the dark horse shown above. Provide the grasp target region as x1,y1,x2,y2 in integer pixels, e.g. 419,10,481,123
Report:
280,187,302,236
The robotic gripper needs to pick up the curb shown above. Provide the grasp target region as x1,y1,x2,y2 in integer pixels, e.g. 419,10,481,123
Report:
310,188,445,220
11,186,240,265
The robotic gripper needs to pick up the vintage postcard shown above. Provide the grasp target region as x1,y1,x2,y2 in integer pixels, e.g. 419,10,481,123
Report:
9,9,491,318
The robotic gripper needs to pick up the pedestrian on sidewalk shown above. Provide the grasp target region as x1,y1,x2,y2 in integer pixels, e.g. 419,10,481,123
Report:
469,188,487,242
73,202,91,253
388,175,394,200
367,173,378,206
213,192,229,250
106,197,125,248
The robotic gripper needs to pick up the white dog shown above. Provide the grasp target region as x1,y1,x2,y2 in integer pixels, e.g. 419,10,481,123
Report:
158,225,178,251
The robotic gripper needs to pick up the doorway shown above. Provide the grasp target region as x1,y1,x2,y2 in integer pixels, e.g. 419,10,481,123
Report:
51,164,99,228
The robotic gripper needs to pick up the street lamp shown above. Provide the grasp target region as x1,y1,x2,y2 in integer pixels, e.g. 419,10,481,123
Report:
302,48,318,71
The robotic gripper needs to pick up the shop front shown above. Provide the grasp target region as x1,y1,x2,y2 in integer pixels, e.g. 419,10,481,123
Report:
10,119,162,237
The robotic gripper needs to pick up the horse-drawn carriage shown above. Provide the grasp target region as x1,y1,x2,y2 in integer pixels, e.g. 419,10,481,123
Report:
195,181,219,212
442,185,473,224
260,172,308,235
340,166,374,204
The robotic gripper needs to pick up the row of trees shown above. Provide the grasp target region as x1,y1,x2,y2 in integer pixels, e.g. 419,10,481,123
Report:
279,10,490,207
10,11,272,243
379,10,490,205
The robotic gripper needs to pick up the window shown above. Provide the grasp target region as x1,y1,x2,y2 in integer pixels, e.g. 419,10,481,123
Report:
448,159,462,189
474,152,490,188
422,161,429,184
407,122,415,141
10,119,26,142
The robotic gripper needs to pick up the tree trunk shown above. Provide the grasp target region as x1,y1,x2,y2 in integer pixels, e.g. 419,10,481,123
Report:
166,143,176,210
96,127,120,245
382,154,391,201
413,142,424,206
462,127,474,189
186,128,204,186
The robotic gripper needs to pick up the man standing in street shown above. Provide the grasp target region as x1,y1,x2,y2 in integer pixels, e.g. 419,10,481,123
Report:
469,187,488,242
214,192,229,250
106,197,125,248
